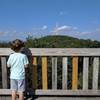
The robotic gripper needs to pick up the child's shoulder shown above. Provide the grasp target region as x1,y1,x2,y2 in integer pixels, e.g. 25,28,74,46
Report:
9,52,25,56
8,53,15,58
9,53,14,56
18,53,27,58
9,53,26,60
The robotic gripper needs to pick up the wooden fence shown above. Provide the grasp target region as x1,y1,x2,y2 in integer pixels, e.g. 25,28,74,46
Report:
0,48,100,100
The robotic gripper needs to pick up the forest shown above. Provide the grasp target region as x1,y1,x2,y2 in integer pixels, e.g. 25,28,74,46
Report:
0,35,100,48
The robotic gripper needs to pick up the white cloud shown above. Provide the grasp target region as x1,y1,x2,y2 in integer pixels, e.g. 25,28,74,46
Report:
28,26,48,38
0,25,100,41
78,28,100,36
95,28,100,32
57,25,71,31
50,24,100,41
79,31,92,35
4,31,10,34
0,31,10,36
73,27,78,30
0,30,18,36
13,30,17,33
0,29,27,41
41,25,47,30
32,25,48,31
51,25,78,35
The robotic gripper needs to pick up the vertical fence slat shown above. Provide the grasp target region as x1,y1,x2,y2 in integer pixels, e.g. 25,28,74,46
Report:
52,57,57,89
1,57,7,89
32,57,37,89
62,57,68,89
83,57,89,90
93,57,99,90
42,57,48,89
72,57,78,90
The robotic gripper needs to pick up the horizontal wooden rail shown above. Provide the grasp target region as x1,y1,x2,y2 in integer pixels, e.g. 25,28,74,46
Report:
1,89,100,96
1,48,100,56
36,90,100,96
0,89,11,95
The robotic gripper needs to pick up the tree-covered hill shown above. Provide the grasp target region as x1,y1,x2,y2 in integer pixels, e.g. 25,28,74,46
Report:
0,35,100,48
26,35,100,48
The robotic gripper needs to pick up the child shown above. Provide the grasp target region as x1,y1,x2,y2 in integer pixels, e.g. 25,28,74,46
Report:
7,39,29,100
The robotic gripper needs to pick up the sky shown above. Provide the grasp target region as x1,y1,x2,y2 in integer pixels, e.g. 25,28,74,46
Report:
0,0,100,41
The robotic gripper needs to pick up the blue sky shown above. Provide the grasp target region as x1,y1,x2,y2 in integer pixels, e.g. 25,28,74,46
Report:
0,0,100,41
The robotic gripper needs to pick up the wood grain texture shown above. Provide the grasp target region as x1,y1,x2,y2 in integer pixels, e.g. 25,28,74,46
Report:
52,57,57,89
1,89,100,96
32,57,37,89
83,57,89,90
72,57,78,90
36,89,100,96
1,48,100,56
62,57,68,89
0,48,100,99
93,57,99,90
35,97,100,100
42,57,48,89
1,57,7,89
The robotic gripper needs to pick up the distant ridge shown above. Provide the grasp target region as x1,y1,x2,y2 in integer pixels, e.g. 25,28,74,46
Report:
26,35,100,48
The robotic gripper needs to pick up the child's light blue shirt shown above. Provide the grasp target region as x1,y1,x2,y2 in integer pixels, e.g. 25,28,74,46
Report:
7,53,29,79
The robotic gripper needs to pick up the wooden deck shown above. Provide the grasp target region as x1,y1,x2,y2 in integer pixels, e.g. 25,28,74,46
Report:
0,48,100,100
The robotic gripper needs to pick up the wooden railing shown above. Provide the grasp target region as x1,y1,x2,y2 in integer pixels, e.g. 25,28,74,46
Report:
0,48,100,99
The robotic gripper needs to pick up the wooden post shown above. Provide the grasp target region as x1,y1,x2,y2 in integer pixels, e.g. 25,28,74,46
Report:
32,57,37,89
1,57,7,89
93,57,99,90
52,57,57,89
72,57,78,90
42,57,48,89
62,57,68,89
83,57,89,90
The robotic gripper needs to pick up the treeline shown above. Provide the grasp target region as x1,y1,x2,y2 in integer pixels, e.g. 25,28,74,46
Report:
0,35,100,48
25,35,100,48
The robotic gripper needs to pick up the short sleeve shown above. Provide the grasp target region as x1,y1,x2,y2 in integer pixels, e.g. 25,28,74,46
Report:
7,55,11,67
23,55,29,65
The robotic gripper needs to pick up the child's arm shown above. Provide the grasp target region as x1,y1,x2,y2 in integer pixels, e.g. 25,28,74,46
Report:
7,56,11,68
23,55,29,68
7,64,11,68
